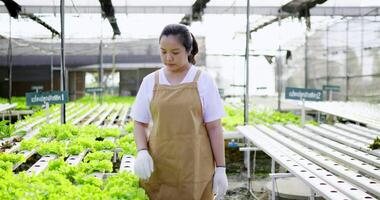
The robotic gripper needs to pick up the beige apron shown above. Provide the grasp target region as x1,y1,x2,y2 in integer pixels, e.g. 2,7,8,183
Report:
141,70,215,200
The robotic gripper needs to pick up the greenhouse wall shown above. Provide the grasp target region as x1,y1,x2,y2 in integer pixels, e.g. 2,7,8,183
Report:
283,17,380,103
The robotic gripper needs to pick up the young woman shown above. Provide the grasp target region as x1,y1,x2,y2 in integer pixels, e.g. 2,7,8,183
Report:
130,23,228,200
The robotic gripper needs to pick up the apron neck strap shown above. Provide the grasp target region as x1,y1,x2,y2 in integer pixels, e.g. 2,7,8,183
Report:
154,71,160,85
193,70,201,83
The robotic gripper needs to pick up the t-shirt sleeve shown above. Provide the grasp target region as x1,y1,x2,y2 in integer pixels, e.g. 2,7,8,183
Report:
130,77,151,123
201,73,226,123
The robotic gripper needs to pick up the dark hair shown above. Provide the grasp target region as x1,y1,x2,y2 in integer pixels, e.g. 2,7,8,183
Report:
159,24,199,64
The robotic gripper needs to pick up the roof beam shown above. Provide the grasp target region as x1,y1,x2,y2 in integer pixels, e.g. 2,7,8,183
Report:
280,0,329,29
0,5,379,16
20,12,60,37
180,0,210,25
250,0,329,32
0,0,21,18
98,0,120,38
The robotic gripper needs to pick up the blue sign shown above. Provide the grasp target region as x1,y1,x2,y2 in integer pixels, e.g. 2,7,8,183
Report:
26,91,68,106
285,87,323,101
322,85,340,92
85,87,104,93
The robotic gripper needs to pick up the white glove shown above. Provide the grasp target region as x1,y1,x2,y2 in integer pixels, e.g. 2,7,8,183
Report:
213,167,228,200
134,150,154,180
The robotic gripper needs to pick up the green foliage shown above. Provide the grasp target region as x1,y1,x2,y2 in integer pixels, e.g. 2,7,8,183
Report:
47,160,147,199
80,160,113,173
14,104,61,128
99,128,120,138
61,135,94,156
37,141,67,156
37,123,78,140
84,151,114,163
3,171,83,199
20,138,41,151
67,145,86,155
47,158,68,171
117,134,137,156
80,125,101,138
124,121,134,133
306,120,319,126
0,153,25,173
0,96,40,110
104,172,149,200
0,120,12,139
0,121,148,199
36,123,61,138
21,125,123,156
75,96,135,105
0,153,25,165
222,106,244,131
369,137,380,150
0,160,13,172
0,120,26,140
93,140,116,151
222,105,319,130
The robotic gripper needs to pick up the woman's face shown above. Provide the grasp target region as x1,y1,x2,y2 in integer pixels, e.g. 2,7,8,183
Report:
159,35,190,72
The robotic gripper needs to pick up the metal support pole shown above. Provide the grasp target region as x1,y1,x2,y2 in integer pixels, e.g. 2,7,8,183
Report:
136,69,140,96
301,98,305,127
326,26,329,86
329,91,333,101
244,1,251,196
244,0,250,125
99,40,103,104
60,0,66,124
360,10,364,74
111,40,116,96
240,147,261,200
247,146,251,189
317,111,321,123
309,189,316,200
277,46,282,111
73,71,77,99
45,102,50,124
8,16,12,104
253,149,257,180
305,32,308,88
271,159,276,200
345,20,349,101
50,52,54,91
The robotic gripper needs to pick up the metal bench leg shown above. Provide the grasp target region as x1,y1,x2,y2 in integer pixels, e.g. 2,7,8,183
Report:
309,189,316,200
271,159,276,200
240,146,261,200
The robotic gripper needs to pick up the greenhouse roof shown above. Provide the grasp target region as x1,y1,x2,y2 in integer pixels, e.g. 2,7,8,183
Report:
0,0,379,57
1,0,379,15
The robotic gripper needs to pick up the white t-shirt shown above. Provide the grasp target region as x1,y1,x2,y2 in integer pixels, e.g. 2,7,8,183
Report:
130,65,226,123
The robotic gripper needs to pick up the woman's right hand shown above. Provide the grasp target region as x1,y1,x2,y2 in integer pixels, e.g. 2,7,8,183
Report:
134,149,154,180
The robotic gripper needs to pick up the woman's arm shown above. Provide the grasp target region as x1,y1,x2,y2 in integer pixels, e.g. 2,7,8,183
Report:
134,120,149,151
205,119,225,166
133,120,154,180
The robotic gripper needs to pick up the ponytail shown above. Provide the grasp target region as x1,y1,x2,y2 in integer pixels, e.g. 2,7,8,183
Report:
188,33,199,64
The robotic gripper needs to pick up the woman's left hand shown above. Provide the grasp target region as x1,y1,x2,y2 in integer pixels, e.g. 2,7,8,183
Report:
213,166,228,200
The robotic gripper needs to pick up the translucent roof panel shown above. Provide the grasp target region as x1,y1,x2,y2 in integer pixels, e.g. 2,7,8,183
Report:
9,0,196,6
203,0,380,7
1,0,380,55
5,0,380,8
207,0,292,6
0,13,184,39
320,0,380,7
